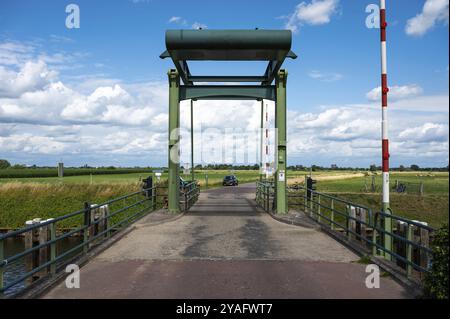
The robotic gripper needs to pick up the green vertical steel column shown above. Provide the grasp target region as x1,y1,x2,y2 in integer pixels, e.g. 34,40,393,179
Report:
275,70,287,214
190,99,195,182
168,69,180,213
260,100,264,182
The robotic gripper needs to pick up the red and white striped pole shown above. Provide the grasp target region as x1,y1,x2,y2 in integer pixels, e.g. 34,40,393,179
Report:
380,0,392,257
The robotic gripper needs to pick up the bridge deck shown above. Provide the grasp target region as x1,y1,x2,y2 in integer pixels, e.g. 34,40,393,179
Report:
42,183,411,298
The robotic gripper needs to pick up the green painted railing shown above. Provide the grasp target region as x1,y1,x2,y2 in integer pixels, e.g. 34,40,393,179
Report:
287,185,434,276
256,182,434,277
256,181,275,213
0,184,176,296
180,181,200,212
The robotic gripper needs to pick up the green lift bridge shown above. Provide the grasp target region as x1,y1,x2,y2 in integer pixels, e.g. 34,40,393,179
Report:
160,29,297,214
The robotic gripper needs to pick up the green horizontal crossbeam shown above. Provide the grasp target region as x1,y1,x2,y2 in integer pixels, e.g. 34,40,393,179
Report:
188,76,267,83
179,85,276,101
160,29,297,85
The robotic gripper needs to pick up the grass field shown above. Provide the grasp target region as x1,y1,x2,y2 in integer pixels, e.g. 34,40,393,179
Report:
0,169,448,229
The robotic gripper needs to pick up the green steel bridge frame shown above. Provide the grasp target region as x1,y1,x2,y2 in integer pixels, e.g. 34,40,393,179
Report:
160,29,297,214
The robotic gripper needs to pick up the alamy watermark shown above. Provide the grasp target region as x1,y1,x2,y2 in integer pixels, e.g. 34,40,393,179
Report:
65,4,80,29
65,264,80,288
365,4,380,29
365,264,380,289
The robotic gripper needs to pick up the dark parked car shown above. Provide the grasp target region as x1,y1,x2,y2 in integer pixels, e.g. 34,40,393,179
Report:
223,175,238,186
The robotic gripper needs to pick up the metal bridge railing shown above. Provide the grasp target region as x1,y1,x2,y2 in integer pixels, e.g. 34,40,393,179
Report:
0,185,174,296
256,181,275,213
180,181,200,212
286,185,434,278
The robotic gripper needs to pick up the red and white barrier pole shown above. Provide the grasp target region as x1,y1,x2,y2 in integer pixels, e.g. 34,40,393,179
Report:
380,0,392,257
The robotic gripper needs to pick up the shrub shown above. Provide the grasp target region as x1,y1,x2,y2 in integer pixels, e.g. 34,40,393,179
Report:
423,224,449,299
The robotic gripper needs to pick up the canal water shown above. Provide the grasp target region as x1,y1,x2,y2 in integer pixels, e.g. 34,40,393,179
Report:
2,236,82,295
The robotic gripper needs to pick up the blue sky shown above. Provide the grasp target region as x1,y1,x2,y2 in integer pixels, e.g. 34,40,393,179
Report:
0,0,448,168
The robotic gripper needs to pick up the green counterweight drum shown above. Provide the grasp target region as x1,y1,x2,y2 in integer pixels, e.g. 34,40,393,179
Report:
161,29,297,214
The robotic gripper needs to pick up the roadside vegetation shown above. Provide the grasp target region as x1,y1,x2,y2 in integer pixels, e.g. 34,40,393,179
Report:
0,167,448,229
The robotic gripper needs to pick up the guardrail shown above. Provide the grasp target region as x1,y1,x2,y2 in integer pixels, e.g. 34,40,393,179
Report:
287,185,434,277
180,181,200,212
255,182,434,278
0,181,200,297
256,181,275,213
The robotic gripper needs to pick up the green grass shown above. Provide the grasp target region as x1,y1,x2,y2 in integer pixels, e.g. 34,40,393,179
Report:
0,183,142,229
0,170,448,229
316,172,449,194
0,167,154,179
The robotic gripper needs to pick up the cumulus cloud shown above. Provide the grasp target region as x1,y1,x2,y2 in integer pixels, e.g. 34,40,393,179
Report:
406,0,449,36
398,123,448,142
0,39,448,168
0,60,58,98
286,0,339,32
366,84,424,102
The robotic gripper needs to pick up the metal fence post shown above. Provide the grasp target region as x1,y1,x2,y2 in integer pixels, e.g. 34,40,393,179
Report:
50,221,56,275
330,199,335,230
372,226,378,256
406,224,413,277
304,185,307,213
310,194,313,218
317,194,321,223
83,202,91,254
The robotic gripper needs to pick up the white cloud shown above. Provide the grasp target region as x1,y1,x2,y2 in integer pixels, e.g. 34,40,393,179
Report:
0,60,58,98
168,16,185,24
286,0,339,32
191,22,207,30
308,70,343,82
366,84,424,102
0,39,448,168
406,0,449,36
398,123,448,142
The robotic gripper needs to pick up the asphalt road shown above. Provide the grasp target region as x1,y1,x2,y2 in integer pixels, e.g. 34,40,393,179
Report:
42,183,412,299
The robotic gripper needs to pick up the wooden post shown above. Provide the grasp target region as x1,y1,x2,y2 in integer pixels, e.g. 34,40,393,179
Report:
105,205,111,238
372,221,378,256
303,181,307,213
317,195,321,223
395,221,406,267
83,202,90,253
420,226,430,271
406,224,413,277
330,199,335,230
419,182,424,196
348,206,356,240
37,221,49,277
49,220,56,275
24,219,40,282
89,204,98,243
360,208,367,243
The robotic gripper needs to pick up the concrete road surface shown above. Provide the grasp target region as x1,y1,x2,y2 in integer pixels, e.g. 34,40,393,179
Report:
42,183,412,299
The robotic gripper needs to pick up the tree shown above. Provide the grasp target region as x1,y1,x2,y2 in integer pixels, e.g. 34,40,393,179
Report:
0,159,11,169
369,164,377,172
410,164,420,171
